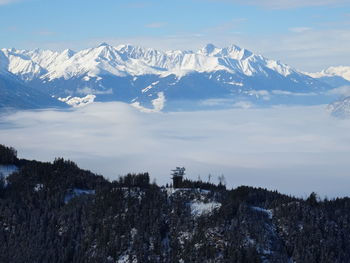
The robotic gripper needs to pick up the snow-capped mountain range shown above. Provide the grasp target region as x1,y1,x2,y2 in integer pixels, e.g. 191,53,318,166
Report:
1,43,297,80
0,43,347,111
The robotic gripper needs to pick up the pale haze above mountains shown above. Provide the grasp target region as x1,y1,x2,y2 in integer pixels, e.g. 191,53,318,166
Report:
1,43,350,111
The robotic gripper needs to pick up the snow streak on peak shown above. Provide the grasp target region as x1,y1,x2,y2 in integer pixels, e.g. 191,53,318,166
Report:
0,43,299,81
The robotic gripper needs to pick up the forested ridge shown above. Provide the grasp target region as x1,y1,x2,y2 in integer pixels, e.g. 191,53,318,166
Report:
0,144,350,263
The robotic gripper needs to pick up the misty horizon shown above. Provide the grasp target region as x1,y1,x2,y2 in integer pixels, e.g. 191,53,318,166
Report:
1,102,350,198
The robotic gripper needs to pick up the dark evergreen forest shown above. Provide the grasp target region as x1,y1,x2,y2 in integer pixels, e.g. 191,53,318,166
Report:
0,144,349,263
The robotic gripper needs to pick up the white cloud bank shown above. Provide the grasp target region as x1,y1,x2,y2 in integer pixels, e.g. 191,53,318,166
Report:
215,0,348,9
0,0,22,5
1,103,350,198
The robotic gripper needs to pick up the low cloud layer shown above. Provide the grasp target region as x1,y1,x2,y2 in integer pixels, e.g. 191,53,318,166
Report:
1,103,350,198
328,86,350,97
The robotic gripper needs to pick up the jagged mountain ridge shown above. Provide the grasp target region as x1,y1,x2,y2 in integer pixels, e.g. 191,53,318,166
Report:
0,43,332,110
1,43,299,79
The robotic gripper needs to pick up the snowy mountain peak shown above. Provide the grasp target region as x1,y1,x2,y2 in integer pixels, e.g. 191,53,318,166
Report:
94,44,119,59
197,43,254,61
115,43,137,51
98,42,111,48
225,45,253,60
115,44,148,59
199,43,219,55
61,49,75,58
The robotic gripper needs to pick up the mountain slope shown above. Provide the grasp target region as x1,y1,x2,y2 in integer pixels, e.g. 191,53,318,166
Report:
0,73,67,109
0,44,332,110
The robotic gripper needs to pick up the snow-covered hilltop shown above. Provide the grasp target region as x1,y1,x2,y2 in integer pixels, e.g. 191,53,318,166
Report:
305,66,350,88
307,66,350,82
0,43,338,110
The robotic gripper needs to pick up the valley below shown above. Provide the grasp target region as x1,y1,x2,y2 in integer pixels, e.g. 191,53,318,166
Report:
1,103,350,198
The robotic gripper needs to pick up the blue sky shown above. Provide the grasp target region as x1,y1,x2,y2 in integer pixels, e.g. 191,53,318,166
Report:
0,0,349,71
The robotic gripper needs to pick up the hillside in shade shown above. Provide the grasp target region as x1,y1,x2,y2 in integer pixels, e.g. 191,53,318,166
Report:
1,144,350,262
0,73,67,110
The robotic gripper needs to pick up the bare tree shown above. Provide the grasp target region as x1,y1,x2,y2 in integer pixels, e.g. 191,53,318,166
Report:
208,173,212,183
218,174,226,186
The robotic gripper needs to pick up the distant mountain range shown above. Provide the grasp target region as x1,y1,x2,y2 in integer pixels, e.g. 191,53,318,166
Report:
0,43,349,111
306,66,350,87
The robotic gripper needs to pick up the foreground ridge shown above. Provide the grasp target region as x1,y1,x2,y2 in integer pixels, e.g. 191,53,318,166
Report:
0,144,349,262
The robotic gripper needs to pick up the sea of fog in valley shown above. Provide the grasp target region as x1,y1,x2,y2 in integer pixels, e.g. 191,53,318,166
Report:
1,102,350,198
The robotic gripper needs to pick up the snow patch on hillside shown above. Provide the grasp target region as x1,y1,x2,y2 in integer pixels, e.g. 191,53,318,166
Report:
142,81,160,93
142,85,153,93
190,201,221,217
64,188,95,203
131,92,165,112
0,165,18,177
251,206,273,219
34,183,44,192
58,94,96,107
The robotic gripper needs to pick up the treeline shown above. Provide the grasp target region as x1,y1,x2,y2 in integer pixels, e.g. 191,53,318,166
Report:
180,178,226,191
1,145,350,262
114,173,151,188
